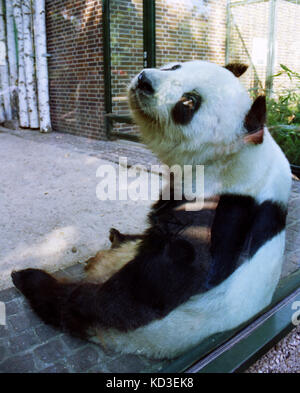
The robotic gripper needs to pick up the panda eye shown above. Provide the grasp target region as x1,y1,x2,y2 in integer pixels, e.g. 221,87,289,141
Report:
172,91,202,125
182,92,202,110
162,64,182,71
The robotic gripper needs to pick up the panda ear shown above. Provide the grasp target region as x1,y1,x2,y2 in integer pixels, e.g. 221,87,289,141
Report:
224,63,248,77
243,95,266,145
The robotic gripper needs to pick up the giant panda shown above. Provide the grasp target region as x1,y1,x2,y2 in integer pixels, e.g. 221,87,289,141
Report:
11,60,291,359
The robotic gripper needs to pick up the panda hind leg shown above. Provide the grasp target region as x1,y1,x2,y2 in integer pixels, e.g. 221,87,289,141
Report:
109,227,144,248
84,228,143,283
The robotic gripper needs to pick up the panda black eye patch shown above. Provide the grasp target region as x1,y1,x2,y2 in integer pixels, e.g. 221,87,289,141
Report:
162,64,182,71
172,92,202,125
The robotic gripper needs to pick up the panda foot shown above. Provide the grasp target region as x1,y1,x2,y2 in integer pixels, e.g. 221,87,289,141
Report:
11,268,57,297
109,227,122,246
109,228,145,248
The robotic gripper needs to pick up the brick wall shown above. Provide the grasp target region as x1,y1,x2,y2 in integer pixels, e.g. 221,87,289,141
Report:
45,0,300,140
156,0,226,67
110,0,143,135
45,0,227,139
111,0,227,136
46,0,105,139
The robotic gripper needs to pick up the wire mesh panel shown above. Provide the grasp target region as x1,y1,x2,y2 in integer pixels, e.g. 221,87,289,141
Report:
273,0,300,93
227,0,270,95
155,0,226,67
227,0,300,95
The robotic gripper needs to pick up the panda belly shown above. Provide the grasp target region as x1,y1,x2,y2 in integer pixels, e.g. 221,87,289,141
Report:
94,230,285,359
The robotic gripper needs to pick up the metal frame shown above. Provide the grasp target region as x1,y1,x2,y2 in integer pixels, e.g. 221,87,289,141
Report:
143,0,156,69
230,0,269,7
225,0,232,65
193,284,300,373
102,0,113,139
230,0,299,8
266,0,278,95
102,0,155,141
160,269,300,373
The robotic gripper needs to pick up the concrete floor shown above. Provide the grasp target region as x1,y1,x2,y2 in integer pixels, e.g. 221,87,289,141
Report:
0,126,299,373
0,127,158,291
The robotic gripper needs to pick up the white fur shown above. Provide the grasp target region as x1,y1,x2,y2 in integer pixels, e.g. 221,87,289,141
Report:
129,61,291,201
93,61,291,358
129,61,251,163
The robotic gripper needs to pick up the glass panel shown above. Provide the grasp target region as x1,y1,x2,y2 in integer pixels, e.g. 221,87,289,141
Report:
108,0,300,371
157,0,300,372
227,0,300,282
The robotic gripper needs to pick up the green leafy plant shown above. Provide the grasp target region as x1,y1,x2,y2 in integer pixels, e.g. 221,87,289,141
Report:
269,126,300,167
267,64,300,166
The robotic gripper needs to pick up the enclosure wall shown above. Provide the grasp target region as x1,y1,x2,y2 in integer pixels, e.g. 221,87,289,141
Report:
44,1,300,140
46,0,106,139
45,0,228,139
110,0,227,137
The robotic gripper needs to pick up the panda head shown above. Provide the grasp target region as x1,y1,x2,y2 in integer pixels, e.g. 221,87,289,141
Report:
128,61,266,163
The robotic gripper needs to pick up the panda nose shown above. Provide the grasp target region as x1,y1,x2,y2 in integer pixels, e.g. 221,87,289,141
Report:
137,71,154,94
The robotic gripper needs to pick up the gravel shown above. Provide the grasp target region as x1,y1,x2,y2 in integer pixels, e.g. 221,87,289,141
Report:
246,325,300,373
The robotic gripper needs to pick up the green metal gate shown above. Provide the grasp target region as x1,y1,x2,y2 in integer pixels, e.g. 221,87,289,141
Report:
103,0,155,141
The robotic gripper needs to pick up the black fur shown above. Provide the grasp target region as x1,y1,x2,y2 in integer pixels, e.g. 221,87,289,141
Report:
109,228,145,248
11,193,287,338
207,195,287,286
162,64,182,71
225,63,248,78
137,71,154,94
172,92,202,125
244,95,266,133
